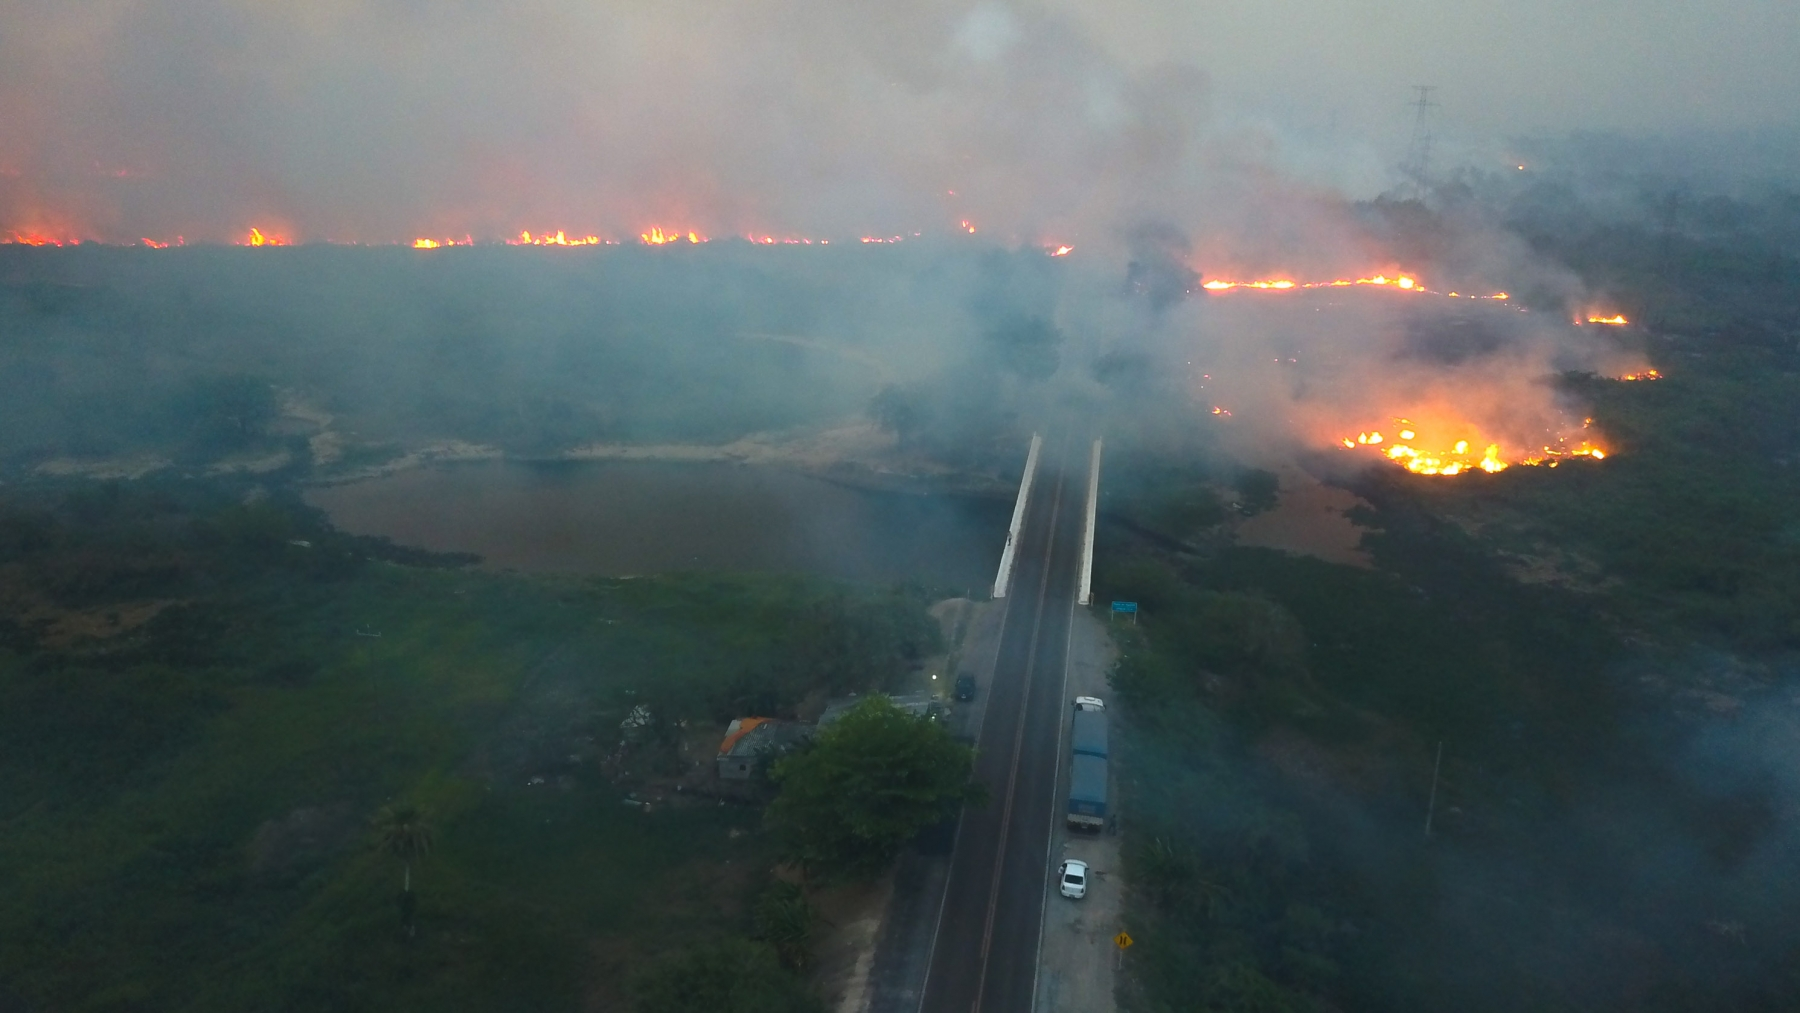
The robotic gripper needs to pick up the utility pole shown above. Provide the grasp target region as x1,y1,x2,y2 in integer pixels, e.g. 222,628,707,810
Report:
1401,85,1439,197
1651,188,1685,329
1424,741,1444,838
1657,188,1684,273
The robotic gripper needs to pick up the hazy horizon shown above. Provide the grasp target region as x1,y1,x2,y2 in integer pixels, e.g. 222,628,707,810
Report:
4,0,1796,246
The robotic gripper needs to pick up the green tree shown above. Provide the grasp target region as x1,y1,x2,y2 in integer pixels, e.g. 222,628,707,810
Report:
372,802,434,933
767,696,982,879
1132,835,1229,918
373,802,434,892
752,881,816,971
631,939,823,1013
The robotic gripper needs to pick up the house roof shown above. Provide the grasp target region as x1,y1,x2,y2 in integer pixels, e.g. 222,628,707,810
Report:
718,717,774,757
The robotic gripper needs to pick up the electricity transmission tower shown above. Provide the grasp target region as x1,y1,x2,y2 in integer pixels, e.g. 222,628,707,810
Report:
1401,85,1438,196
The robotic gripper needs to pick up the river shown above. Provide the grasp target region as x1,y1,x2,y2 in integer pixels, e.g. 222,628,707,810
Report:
305,459,1008,589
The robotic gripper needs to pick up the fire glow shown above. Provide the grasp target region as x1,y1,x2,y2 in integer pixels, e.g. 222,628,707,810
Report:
1202,274,1421,293
744,234,821,245
512,230,605,246
1200,273,1524,302
1339,421,1608,476
640,228,704,245
1584,313,1629,325
6,221,1015,249
5,231,82,246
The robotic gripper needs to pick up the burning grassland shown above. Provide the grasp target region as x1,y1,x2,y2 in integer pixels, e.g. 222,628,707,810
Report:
6,218,1083,253
1159,280,1650,479
1337,422,1605,475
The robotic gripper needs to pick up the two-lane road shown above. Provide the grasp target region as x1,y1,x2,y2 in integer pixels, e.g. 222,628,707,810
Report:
921,434,1087,1012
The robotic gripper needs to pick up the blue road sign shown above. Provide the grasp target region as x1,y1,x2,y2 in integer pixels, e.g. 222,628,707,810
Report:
1111,601,1138,614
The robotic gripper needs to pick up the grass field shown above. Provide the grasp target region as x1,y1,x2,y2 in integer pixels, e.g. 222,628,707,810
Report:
0,481,941,1012
1095,219,1800,1009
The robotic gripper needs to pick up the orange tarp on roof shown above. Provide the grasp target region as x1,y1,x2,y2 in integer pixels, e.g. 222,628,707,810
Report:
718,717,773,756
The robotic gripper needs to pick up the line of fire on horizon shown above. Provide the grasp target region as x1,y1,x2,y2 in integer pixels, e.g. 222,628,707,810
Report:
0,231,1628,323
1200,273,1522,302
11,220,1658,482
0,232,1621,321
5,224,1078,255
1200,273,1640,328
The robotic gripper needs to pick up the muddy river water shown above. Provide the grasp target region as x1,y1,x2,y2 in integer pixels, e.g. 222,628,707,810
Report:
305,459,1008,589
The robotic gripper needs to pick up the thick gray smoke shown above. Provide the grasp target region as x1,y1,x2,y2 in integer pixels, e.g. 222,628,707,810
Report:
10,0,1788,250
0,0,1244,245
0,0,1701,478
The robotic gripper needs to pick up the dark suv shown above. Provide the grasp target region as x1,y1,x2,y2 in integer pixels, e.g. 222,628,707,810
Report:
953,673,977,701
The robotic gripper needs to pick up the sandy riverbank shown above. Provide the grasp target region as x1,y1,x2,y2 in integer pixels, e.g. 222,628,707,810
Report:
309,420,1016,500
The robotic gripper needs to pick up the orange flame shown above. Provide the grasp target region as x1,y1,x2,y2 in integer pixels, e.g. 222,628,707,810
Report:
1049,245,1074,257
1618,368,1662,381
743,233,817,245
510,230,605,246
7,231,81,246
641,227,705,245
1337,419,1610,476
1204,279,1296,291
0,221,1042,248
1202,274,1418,293
1585,314,1628,325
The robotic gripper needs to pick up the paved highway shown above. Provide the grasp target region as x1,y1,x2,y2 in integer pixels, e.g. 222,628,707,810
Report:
920,433,1087,1013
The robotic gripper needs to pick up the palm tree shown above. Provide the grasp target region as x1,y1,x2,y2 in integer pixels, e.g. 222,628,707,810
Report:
372,802,434,894
753,881,816,972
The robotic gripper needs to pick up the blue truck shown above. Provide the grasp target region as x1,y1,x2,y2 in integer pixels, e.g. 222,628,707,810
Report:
1067,753,1108,831
1066,709,1109,831
1071,708,1108,759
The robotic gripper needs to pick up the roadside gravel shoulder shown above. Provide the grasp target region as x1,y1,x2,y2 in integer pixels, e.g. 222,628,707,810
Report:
1035,606,1121,1013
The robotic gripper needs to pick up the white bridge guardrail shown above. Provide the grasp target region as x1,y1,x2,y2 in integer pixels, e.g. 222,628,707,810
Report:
991,433,1042,599
1077,438,1101,606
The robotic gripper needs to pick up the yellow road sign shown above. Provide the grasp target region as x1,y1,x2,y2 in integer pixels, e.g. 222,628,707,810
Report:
1114,931,1134,950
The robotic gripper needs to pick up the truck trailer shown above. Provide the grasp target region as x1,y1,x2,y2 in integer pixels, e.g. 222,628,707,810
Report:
1067,753,1108,830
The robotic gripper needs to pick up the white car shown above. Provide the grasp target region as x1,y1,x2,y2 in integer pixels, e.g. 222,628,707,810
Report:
1073,696,1105,712
1058,859,1089,899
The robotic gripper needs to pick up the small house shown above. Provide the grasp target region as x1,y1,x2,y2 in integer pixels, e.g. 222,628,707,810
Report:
716,717,809,780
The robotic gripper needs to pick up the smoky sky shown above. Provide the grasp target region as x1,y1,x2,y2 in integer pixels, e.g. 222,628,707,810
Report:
1055,0,1800,137
6,0,1792,245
